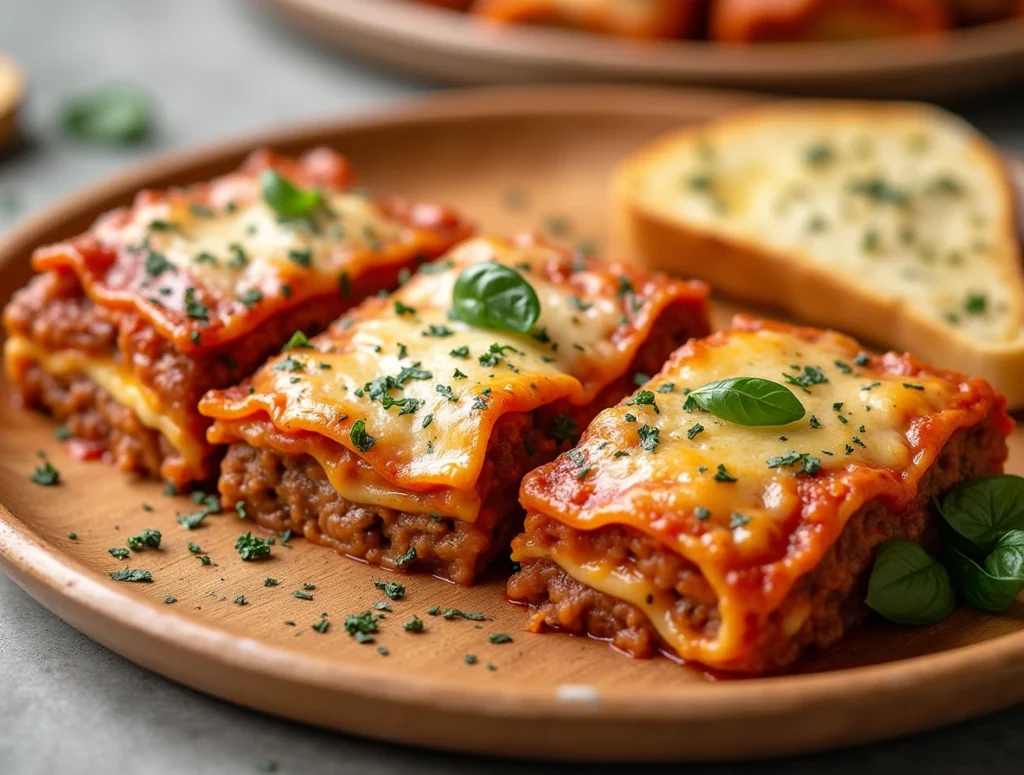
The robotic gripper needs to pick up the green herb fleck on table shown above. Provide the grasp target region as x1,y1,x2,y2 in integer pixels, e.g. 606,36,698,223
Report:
108,569,152,583
30,459,60,486
126,528,161,551
62,84,151,144
344,610,381,643
373,580,406,600
235,532,273,561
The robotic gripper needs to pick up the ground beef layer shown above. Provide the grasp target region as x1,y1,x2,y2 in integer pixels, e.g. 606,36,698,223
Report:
507,415,1009,674
219,412,553,585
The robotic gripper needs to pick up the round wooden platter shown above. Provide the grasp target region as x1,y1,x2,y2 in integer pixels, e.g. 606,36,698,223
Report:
3,85,1024,762
258,0,1024,99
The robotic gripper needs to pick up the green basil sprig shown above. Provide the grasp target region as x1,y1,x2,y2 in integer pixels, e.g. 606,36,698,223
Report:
867,475,1024,624
683,377,805,427
944,532,1024,613
452,262,540,334
261,169,323,218
937,475,1024,557
865,540,955,626
62,85,151,145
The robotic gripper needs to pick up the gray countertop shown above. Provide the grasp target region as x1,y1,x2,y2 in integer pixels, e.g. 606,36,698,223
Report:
2,2,1024,773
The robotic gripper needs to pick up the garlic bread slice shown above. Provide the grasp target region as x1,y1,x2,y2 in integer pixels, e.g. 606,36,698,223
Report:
613,101,1024,406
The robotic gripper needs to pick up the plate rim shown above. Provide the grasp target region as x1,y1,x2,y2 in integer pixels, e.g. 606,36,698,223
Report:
4,84,1024,759
261,0,1024,82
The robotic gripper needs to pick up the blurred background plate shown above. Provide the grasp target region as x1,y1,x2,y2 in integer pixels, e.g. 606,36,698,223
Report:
259,0,1024,98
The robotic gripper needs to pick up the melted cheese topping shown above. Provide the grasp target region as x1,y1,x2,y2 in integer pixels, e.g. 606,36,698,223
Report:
3,336,206,468
32,148,469,352
201,235,707,520
633,108,1022,343
515,320,1005,668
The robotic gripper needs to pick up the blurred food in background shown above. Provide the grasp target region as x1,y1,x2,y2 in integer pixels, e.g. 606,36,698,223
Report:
0,55,24,153
407,0,1024,40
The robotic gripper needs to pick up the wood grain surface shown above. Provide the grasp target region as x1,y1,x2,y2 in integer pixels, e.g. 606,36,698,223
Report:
2,85,1024,762
259,0,1024,98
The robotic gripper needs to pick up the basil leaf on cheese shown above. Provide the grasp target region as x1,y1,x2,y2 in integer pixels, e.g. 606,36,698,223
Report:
683,377,805,427
452,262,540,334
260,169,322,218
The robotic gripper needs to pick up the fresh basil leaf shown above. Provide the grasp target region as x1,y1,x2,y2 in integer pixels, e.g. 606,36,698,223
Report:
945,541,1024,613
683,377,805,427
865,540,954,625
984,530,1024,579
260,169,322,218
62,85,151,144
452,262,540,334
938,475,1024,558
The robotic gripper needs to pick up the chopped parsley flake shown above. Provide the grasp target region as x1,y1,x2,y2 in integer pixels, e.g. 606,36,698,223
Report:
730,513,751,529
766,451,821,477
126,528,162,550
551,413,578,442
264,577,280,587
234,532,273,561
108,547,130,560
687,423,704,440
903,383,925,391
30,460,60,486
349,420,377,453
422,324,454,338
637,424,660,452
108,569,152,583
237,288,263,310
274,355,304,373
395,547,417,567
694,507,710,520
489,633,513,644
626,390,660,414
373,580,406,600
293,590,313,601
183,288,209,321
783,366,828,392
964,293,987,314
403,615,425,632
443,608,487,621
714,464,737,483
343,610,381,643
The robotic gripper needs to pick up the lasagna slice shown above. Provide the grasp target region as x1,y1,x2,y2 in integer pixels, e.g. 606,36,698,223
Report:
508,317,1012,673
2,148,471,486
199,235,710,584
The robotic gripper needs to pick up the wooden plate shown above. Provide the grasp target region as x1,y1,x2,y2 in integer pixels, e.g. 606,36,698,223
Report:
3,85,1024,762
259,0,1024,99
